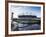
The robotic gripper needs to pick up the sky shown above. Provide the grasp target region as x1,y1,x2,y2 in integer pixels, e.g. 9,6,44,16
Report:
10,5,41,18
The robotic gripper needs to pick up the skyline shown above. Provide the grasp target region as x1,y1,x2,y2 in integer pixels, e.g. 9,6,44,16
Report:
10,5,41,18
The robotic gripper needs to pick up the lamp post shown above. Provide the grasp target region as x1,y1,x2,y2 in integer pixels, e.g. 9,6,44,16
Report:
11,12,14,21
11,12,14,31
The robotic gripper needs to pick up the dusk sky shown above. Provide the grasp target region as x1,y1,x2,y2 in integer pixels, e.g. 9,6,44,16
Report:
10,5,41,18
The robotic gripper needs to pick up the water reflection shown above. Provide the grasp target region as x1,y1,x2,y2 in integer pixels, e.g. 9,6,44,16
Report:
11,22,40,31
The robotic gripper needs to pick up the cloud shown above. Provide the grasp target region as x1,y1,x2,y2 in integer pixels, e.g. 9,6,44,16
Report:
10,6,41,18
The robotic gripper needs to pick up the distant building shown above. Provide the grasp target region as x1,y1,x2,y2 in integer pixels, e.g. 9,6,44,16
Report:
18,15,37,18
13,15,40,24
